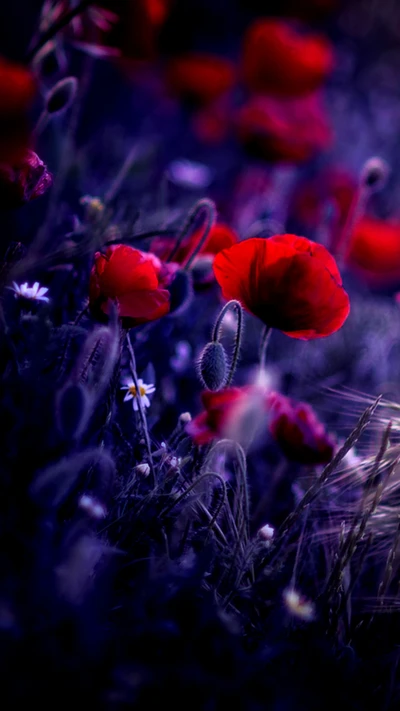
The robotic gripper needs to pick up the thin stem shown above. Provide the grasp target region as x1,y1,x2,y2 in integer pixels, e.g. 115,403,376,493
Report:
125,331,156,486
167,198,216,265
212,300,244,388
104,144,140,205
259,326,272,370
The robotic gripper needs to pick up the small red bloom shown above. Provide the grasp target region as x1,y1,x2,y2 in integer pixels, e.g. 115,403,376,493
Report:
344,217,400,287
0,57,36,163
267,391,335,464
213,235,350,339
0,150,52,209
186,386,265,445
166,53,236,107
235,94,332,163
89,244,170,327
242,20,334,97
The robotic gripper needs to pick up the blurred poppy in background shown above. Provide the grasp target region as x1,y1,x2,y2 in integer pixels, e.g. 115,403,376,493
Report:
242,19,334,97
235,94,332,163
0,56,36,163
165,53,236,107
344,216,400,287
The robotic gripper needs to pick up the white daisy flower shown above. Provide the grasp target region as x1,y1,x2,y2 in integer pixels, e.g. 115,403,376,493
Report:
120,378,156,411
8,281,50,303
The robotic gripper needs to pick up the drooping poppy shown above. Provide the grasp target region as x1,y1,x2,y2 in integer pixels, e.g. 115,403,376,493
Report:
89,244,170,327
0,57,36,163
213,235,350,339
0,150,53,209
343,216,400,287
242,19,334,97
186,386,267,445
165,53,236,107
267,391,335,464
235,94,332,163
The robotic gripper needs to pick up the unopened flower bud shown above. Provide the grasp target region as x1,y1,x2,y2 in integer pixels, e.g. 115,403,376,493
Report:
361,157,389,192
259,523,275,541
135,463,150,477
198,341,227,391
179,412,192,423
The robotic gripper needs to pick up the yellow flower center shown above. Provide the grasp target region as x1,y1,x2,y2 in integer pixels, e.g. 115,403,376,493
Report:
128,385,146,398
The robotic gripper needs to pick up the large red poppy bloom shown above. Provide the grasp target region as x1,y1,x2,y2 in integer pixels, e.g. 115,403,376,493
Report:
235,94,332,163
343,216,400,287
213,235,350,339
267,391,335,464
165,53,236,107
0,57,36,163
242,20,334,97
89,244,170,327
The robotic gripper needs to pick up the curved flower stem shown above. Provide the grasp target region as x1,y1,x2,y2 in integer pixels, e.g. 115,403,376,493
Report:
26,0,94,62
212,300,244,388
167,198,216,266
259,326,272,371
104,143,140,205
125,331,156,486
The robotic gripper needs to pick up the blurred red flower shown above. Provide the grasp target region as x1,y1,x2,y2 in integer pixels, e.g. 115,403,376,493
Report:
291,168,356,235
267,391,335,464
242,19,334,97
0,57,36,163
344,216,400,287
213,235,350,339
235,94,332,163
0,150,52,209
89,245,170,327
186,386,266,445
165,53,236,106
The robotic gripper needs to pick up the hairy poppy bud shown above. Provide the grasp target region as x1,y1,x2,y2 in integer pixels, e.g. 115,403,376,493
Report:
46,76,78,115
197,341,227,391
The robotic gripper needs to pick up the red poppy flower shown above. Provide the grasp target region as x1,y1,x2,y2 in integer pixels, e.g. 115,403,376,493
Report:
242,20,334,97
343,216,400,287
267,391,335,464
0,150,52,209
186,386,266,445
213,235,350,339
165,53,236,107
0,57,36,163
89,244,170,327
235,94,332,163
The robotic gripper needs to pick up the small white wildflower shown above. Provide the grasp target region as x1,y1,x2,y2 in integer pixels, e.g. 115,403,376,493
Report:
78,494,106,519
283,588,315,621
120,377,156,411
9,281,50,303
135,463,150,478
259,523,275,542
179,412,192,424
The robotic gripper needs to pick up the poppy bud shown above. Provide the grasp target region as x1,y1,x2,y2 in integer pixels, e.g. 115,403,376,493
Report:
197,341,227,391
360,157,389,193
46,76,78,115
